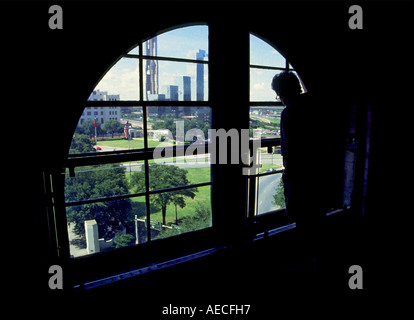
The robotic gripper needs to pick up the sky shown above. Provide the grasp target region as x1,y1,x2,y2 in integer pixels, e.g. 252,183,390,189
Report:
92,26,289,102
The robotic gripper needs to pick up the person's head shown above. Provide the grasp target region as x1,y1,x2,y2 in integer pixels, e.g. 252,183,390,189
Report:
271,71,302,105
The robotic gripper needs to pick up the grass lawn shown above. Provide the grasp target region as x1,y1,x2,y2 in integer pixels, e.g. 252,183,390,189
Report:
97,138,170,149
129,167,211,225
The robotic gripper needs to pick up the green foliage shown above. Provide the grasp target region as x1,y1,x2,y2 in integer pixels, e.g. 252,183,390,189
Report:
156,203,211,239
130,164,198,225
75,119,103,137
69,133,96,154
102,120,124,138
65,163,132,239
272,181,286,209
178,203,211,232
114,233,135,248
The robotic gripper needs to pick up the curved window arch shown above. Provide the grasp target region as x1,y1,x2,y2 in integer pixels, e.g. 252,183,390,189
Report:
45,24,315,288
248,33,305,217
65,25,212,258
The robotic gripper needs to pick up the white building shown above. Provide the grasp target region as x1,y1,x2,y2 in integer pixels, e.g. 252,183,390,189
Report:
79,90,121,126
88,89,120,102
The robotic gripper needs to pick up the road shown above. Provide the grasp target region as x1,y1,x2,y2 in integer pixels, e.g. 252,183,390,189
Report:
257,173,282,214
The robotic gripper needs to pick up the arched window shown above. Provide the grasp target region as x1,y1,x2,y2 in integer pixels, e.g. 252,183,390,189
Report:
248,34,304,217
66,25,212,258
45,24,310,288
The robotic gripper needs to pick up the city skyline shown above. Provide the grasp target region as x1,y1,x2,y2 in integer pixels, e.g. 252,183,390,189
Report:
91,26,289,102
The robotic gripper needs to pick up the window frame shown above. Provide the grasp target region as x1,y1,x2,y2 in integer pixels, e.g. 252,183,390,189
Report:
43,25,311,288
247,33,296,223
56,25,214,262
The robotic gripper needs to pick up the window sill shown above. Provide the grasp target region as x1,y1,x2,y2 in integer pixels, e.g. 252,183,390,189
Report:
71,208,346,293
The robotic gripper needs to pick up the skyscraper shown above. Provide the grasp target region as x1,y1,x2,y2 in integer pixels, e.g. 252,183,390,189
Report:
145,38,158,100
196,49,206,101
175,76,191,101
164,85,179,101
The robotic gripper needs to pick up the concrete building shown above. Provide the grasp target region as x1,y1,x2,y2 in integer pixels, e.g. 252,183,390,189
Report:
84,220,100,254
79,90,121,126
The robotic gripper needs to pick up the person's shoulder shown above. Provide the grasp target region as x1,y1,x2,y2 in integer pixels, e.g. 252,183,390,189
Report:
281,106,289,119
297,92,316,105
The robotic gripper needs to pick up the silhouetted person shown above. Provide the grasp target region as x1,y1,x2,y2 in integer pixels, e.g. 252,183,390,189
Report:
271,71,329,272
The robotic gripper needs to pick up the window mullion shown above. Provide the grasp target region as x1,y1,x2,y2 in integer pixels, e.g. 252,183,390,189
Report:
144,159,151,242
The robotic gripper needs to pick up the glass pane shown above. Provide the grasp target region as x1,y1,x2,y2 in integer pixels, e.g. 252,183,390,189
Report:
147,106,211,147
127,45,139,55
143,59,208,101
90,57,139,101
143,26,208,60
149,186,212,240
69,106,144,154
250,68,282,101
257,174,285,215
148,157,211,191
67,196,147,258
250,34,285,68
256,146,284,173
249,106,284,139
65,161,145,204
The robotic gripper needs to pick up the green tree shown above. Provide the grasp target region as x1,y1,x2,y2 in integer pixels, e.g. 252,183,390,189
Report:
272,181,286,209
102,120,124,138
114,233,134,248
65,163,132,241
69,133,96,154
130,164,198,225
178,203,211,231
156,203,211,239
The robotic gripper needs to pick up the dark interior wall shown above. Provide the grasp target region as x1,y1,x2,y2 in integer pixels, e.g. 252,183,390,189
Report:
6,0,410,312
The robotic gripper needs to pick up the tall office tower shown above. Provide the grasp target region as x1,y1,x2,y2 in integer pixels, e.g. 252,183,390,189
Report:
175,76,191,101
164,85,179,101
196,49,207,101
145,37,158,100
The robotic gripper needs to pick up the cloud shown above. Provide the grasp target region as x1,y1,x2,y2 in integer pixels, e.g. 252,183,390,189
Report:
94,59,139,100
252,69,263,76
253,82,265,90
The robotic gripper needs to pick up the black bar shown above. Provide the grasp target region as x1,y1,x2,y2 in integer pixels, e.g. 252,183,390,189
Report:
249,101,284,106
141,54,209,64
250,64,289,71
252,169,284,178
66,143,210,168
121,53,209,65
144,159,151,242
85,100,211,107
64,182,212,208
65,191,147,207
66,138,280,167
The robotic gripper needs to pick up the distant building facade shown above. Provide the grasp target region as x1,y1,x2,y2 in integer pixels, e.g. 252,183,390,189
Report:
80,90,121,126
